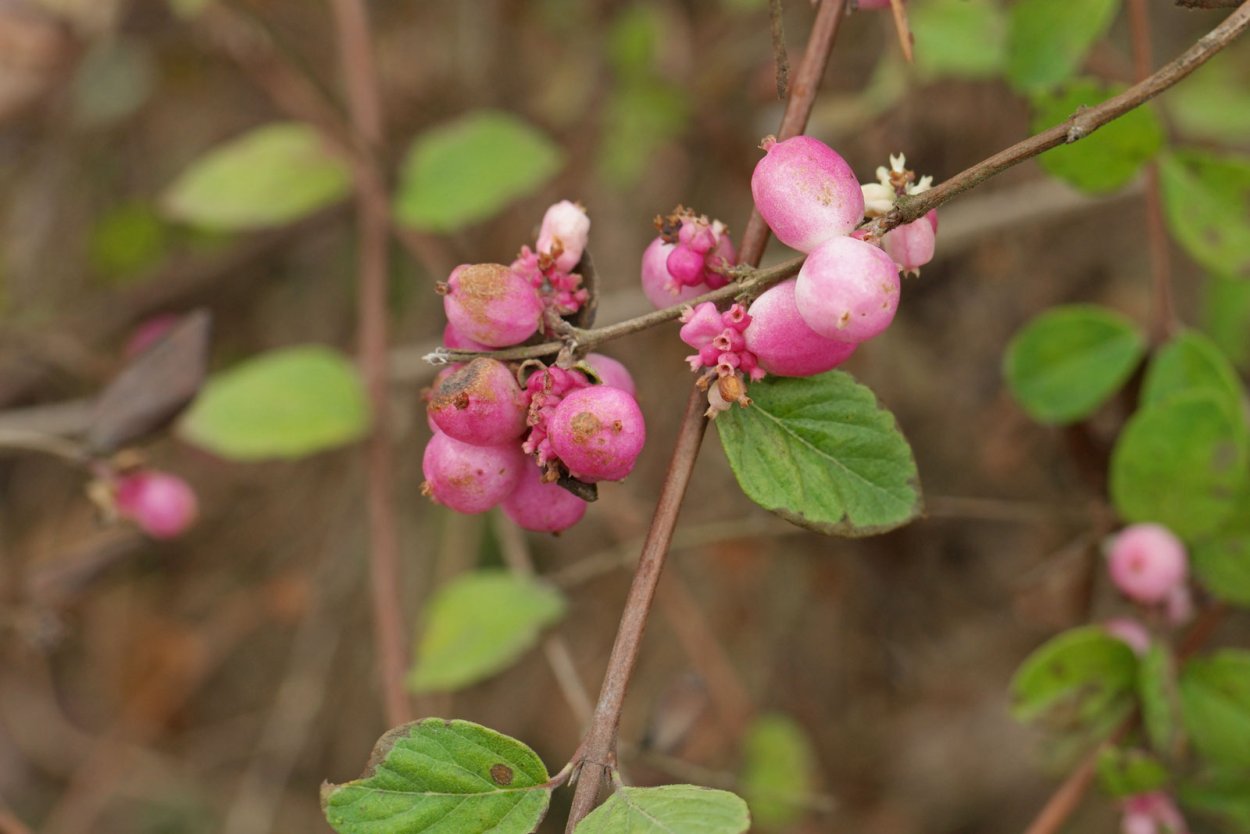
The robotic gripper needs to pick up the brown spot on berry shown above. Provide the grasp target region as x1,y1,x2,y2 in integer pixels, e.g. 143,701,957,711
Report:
490,763,514,785
570,412,602,445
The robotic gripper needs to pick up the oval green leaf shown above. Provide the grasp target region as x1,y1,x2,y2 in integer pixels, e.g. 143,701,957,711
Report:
1141,330,1244,417
575,785,750,834
1011,626,1139,734
1096,747,1170,798
162,122,351,230
740,713,818,831
1201,273,1250,371
715,371,922,537
1003,304,1145,425
1193,535,1250,607
1031,79,1163,194
322,718,552,834
395,110,563,233
1160,150,1250,279
408,571,566,693
1179,651,1250,770
178,345,369,460
1110,391,1249,539
1005,0,1120,93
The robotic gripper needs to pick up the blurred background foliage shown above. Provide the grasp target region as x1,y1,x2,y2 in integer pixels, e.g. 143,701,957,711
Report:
1,0,1249,832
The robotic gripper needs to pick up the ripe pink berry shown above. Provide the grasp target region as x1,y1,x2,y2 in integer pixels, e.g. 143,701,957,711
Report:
443,321,490,352
536,200,591,272
114,471,198,539
585,353,637,398
428,358,528,446
548,386,646,482
794,235,901,343
421,431,524,514
441,263,543,348
641,237,708,308
1106,523,1188,605
744,279,857,376
751,136,864,253
882,214,936,273
502,463,587,533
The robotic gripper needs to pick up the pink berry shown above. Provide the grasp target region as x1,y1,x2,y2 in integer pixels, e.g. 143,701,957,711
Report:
421,432,524,514
1103,618,1151,656
548,386,646,482
443,321,490,352
428,358,527,446
536,200,590,272
585,353,637,398
441,263,543,348
794,235,900,343
502,463,587,533
641,237,708,308
666,244,706,287
751,136,864,253
114,471,198,539
1106,523,1188,605
744,279,857,376
882,215,936,273
925,209,938,234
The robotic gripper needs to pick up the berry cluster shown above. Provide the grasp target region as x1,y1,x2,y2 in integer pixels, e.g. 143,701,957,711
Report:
655,136,940,416
423,204,646,534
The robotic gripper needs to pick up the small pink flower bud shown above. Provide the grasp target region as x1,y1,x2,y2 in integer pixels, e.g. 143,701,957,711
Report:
1107,524,1188,605
1121,792,1188,834
548,386,646,482
751,135,865,253
114,471,199,539
794,235,901,343
679,302,726,350
536,200,590,273
667,244,707,287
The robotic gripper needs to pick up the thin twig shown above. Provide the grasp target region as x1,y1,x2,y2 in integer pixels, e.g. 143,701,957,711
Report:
1127,0,1177,343
563,2,849,828
328,0,412,728
768,0,790,98
1176,0,1241,7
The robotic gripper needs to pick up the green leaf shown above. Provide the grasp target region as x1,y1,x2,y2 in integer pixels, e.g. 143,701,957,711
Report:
1096,747,1170,798
1193,535,1250,607
1139,644,1183,759
162,122,351,230
1179,651,1250,770
910,0,1005,79
1180,770,1250,831
1011,626,1139,735
1003,305,1146,425
1005,0,1120,93
1202,274,1250,371
740,714,817,831
322,718,552,834
1030,79,1163,194
1160,150,1250,279
715,371,922,537
178,346,369,460
1141,330,1245,417
575,785,750,834
395,111,563,233
1110,391,1249,539
408,571,566,693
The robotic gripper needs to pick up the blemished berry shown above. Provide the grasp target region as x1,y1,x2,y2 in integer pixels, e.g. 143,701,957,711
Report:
440,263,543,348
641,237,709,308
744,279,857,376
751,136,864,253
548,386,646,482
502,463,587,533
422,431,524,514
428,358,528,446
536,200,591,273
585,353,637,398
1106,523,1188,605
114,471,198,539
794,235,901,343
882,212,937,274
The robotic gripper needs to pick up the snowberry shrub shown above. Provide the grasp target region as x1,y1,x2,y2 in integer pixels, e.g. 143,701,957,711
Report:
114,470,199,539
439,263,544,348
1106,523,1189,605
751,135,864,252
421,431,525,514
547,386,647,482
428,358,528,446
794,235,901,343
